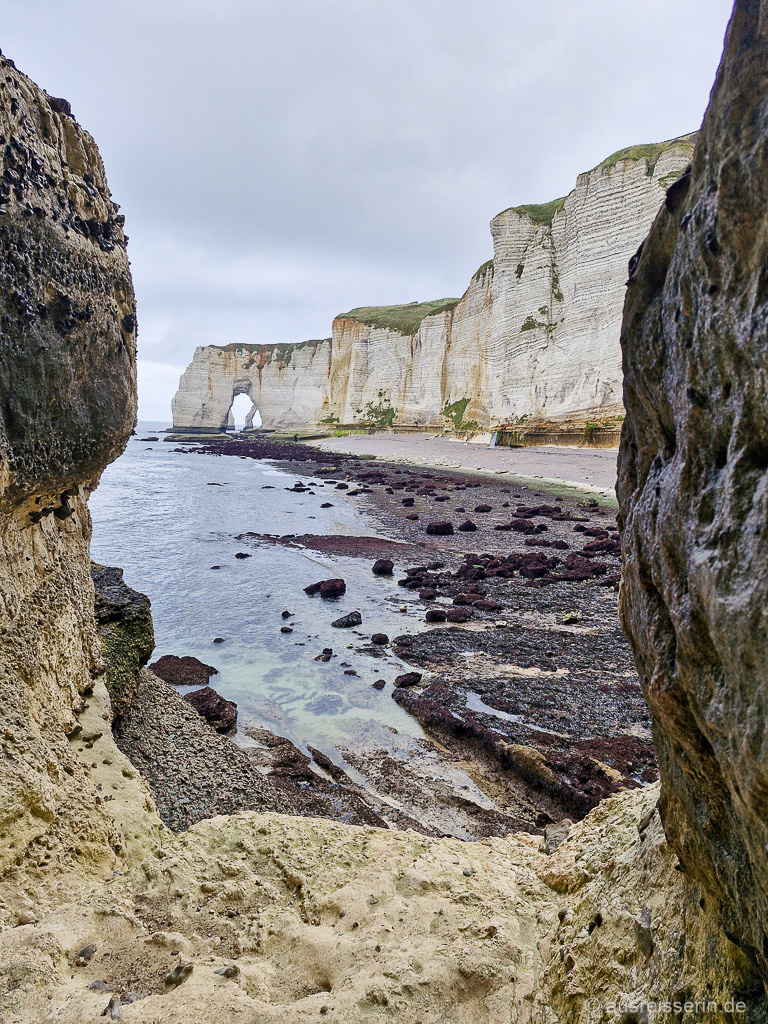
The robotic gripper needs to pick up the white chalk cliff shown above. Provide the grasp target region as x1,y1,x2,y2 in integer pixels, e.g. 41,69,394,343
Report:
172,136,696,430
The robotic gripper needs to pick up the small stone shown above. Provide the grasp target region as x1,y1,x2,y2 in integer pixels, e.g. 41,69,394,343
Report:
101,995,121,1020
214,965,240,979
544,819,573,854
16,911,36,926
77,943,96,961
462,867,475,877
634,908,654,958
458,520,477,532
164,963,194,991
331,611,362,628
281,609,292,618
425,609,447,623
89,980,110,991
281,626,294,634
234,551,251,559
372,558,394,576
212,637,225,644
394,672,422,688
372,679,386,690
371,633,388,645
425,521,454,535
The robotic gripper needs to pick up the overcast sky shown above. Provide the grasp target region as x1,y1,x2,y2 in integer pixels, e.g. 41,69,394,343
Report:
2,0,733,420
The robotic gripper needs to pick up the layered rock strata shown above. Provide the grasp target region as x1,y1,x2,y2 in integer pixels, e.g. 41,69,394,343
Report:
172,138,695,432
618,0,768,982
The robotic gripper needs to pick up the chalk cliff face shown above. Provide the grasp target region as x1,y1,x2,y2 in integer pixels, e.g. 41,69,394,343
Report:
172,138,694,432
618,0,768,981
172,339,331,430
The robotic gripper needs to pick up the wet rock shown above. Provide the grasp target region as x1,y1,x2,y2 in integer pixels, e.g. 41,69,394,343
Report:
281,609,292,618
372,558,394,576
406,513,419,520
475,504,492,513
419,588,437,600
474,599,503,612
182,687,237,734
402,497,415,507
372,679,386,690
91,564,154,720
315,648,333,662
426,521,453,536
234,551,251,559
331,611,362,628
394,672,423,688
616,1,768,975
321,502,333,508
304,578,346,598
150,655,217,687
425,609,447,623
212,637,225,644
446,608,472,623
280,626,293,634
458,519,477,532
371,633,388,645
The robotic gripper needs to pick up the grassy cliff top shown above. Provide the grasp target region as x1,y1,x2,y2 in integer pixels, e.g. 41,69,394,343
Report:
208,339,330,355
495,133,696,228
337,299,460,336
590,132,697,175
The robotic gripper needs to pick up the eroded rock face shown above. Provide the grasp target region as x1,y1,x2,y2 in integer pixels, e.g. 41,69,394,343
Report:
91,563,155,719
618,0,768,980
0,53,160,919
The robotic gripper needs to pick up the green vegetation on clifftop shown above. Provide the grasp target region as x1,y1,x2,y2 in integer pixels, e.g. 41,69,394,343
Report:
591,134,696,177
338,299,460,337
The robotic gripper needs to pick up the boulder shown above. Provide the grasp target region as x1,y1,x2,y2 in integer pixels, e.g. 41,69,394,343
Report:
304,578,346,598
150,655,218,687
372,558,394,576
331,611,362,628
394,672,422,688
371,633,389,645
617,0,768,980
425,521,454,536
182,687,237,734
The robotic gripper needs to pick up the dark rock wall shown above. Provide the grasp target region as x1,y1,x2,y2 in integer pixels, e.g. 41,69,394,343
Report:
91,563,155,720
0,52,136,508
618,0,768,979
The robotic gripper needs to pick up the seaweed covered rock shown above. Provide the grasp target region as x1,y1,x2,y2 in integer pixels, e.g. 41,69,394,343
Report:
618,0,768,982
91,563,154,719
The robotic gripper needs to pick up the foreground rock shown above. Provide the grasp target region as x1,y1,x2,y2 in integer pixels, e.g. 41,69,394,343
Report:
91,563,155,719
181,685,237,733
149,653,218,686
618,0,768,983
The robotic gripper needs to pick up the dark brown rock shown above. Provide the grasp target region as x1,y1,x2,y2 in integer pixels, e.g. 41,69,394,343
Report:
331,610,362,628
371,633,388,645
372,558,394,576
458,520,477,532
446,608,472,624
372,679,386,690
425,521,453,536
617,0,768,982
150,655,218,687
394,672,422,688
304,578,346,598
425,609,447,623
182,686,237,734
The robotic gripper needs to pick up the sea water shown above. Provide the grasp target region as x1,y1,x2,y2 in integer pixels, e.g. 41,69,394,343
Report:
89,423,428,765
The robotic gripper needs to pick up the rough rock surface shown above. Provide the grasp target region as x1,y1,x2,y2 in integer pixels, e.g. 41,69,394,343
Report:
618,0,768,982
91,562,155,719
0,50,152,922
182,685,238,733
172,136,694,432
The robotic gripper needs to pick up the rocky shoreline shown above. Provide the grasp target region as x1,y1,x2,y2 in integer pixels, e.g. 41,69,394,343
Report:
114,433,652,840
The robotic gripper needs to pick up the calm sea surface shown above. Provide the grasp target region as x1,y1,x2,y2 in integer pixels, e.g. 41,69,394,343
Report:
89,423,429,765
